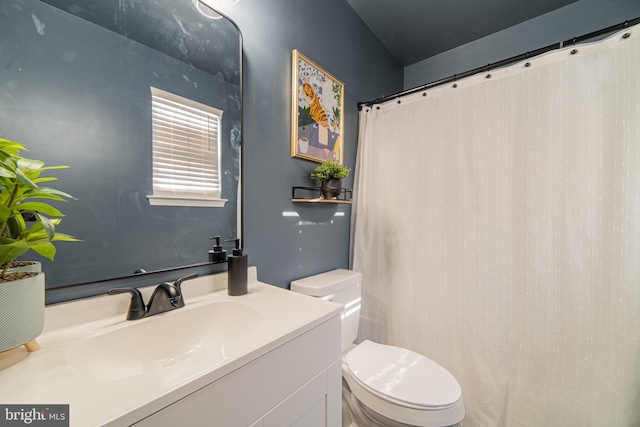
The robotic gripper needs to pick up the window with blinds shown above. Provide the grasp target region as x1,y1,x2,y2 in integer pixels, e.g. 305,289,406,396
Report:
147,87,226,207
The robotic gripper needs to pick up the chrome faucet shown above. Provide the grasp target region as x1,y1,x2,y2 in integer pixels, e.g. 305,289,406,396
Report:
108,273,199,320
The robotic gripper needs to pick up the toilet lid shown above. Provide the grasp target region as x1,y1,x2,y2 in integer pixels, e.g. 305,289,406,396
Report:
345,340,462,409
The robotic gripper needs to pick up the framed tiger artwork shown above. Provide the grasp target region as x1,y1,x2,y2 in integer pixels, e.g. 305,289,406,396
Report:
291,50,345,164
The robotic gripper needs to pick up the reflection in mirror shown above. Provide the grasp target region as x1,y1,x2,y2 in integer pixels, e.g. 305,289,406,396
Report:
0,0,242,296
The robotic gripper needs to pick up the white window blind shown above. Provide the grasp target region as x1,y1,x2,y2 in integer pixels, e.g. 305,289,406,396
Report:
148,87,226,207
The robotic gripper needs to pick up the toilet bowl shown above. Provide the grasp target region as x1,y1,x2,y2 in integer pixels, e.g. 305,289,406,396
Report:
291,269,464,427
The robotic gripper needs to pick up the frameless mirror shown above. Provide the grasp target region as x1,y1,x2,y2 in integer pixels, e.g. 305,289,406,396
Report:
0,0,242,293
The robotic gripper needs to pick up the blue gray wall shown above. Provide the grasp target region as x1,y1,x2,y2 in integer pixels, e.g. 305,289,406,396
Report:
220,0,403,288
2,0,401,302
405,0,640,89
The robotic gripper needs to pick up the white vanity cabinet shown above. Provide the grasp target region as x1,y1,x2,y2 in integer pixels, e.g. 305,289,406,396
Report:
132,315,341,427
0,272,343,427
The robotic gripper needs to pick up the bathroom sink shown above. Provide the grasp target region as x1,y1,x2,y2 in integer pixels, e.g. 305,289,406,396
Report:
67,300,263,381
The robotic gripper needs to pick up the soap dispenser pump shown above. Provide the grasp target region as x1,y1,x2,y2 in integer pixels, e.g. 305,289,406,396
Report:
208,236,228,263
225,238,248,296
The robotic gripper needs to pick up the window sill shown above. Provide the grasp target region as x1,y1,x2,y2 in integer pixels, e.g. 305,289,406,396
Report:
147,195,227,207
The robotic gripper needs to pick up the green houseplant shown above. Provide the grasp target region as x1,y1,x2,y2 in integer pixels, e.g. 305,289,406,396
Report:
310,160,351,199
0,137,77,352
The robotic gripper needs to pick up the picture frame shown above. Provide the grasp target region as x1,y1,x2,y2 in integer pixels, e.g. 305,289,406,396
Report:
291,50,345,164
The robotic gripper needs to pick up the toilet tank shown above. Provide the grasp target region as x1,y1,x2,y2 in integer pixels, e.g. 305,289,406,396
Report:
291,269,362,352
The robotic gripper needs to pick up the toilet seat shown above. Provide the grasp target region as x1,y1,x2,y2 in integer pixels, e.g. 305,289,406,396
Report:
343,340,465,426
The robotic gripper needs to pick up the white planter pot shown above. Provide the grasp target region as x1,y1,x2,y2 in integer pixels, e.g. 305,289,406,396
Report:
0,272,45,353
6,261,42,274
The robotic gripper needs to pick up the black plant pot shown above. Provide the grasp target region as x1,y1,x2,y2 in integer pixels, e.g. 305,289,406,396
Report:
321,179,342,199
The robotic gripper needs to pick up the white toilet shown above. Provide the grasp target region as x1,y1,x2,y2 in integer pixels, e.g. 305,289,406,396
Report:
291,269,465,427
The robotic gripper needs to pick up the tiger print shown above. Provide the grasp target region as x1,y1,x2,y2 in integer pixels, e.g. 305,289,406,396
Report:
302,81,329,129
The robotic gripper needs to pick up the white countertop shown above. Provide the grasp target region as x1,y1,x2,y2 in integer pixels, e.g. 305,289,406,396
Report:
0,268,342,426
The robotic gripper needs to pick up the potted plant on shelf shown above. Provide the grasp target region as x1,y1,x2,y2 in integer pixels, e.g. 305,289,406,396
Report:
310,160,351,199
0,138,78,353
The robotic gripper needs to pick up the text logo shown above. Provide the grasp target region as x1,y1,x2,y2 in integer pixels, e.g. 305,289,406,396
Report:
0,405,68,427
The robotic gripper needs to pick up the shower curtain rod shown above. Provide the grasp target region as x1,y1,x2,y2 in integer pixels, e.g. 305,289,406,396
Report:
358,16,640,110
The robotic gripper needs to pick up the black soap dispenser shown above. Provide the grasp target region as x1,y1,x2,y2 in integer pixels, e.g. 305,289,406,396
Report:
225,238,248,296
208,236,228,263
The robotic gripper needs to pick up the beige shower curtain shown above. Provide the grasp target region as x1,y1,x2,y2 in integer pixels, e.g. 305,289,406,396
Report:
352,25,640,427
